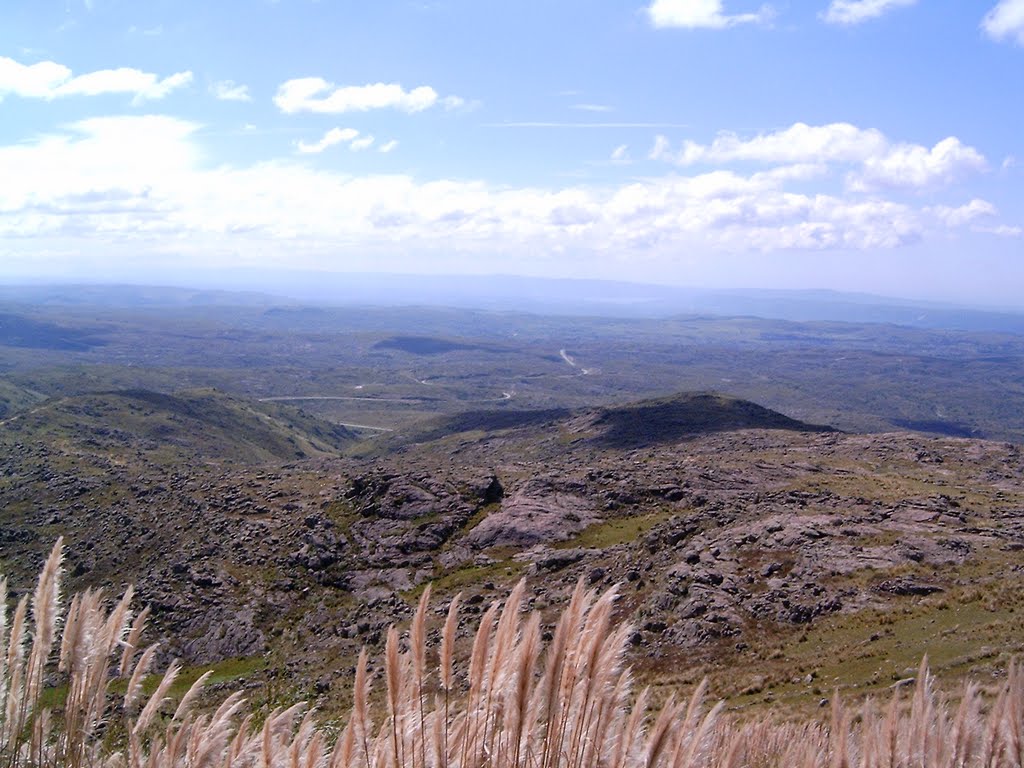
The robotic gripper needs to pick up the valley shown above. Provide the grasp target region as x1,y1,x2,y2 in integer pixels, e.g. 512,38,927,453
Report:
1,287,1022,718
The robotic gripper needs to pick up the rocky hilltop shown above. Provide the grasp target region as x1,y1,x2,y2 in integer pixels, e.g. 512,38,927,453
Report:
0,388,1021,713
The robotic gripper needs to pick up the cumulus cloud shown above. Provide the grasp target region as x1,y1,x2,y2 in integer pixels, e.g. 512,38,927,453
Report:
297,127,360,154
610,144,631,165
982,0,1024,44
821,0,917,25
646,0,773,29
378,140,399,154
274,78,458,114
0,56,192,102
853,137,988,190
0,115,198,225
652,122,987,191
926,200,1020,238
210,80,251,102
653,122,888,165
0,114,1011,275
929,199,997,227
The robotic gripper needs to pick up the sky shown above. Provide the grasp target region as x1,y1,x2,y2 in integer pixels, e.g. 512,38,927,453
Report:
1,0,1023,306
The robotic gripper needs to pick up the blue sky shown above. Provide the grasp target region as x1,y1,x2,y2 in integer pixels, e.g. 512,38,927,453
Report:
1,0,1023,305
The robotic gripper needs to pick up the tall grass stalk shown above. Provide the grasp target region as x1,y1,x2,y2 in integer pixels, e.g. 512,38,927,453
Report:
2,540,1024,767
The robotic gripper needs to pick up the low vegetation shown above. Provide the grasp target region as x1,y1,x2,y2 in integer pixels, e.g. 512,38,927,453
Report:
4,540,1024,768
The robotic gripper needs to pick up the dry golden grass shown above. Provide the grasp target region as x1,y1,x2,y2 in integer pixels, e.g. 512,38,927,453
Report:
2,540,1024,768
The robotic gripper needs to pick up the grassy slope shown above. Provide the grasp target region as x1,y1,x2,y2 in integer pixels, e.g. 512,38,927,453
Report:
0,387,358,463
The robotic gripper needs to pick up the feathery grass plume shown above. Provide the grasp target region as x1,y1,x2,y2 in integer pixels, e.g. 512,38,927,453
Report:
829,692,851,768
950,680,983,766
351,647,372,768
103,586,135,660
124,644,158,713
11,540,1024,768
509,612,540,768
173,670,213,723
612,685,649,768
119,605,150,678
438,592,460,767
463,600,498,768
410,584,431,768
2,595,29,752
26,538,63,707
643,693,678,768
58,592,82,674
0,577,7,723
385,626,403,768
482,581,526,762
329,719,355,768
538,578,590,768
439,593,460,695
1002,661,1024,768
4,595,28,680
132,660,181,736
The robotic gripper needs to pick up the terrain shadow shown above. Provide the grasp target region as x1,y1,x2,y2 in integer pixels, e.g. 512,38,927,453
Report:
590,392,836,449
410,407,571,441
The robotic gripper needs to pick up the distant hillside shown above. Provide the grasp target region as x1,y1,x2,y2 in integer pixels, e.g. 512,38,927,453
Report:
0,312,106,351
392,391,833,455
0,379,46,420
0,388,358,463
0,284,287,307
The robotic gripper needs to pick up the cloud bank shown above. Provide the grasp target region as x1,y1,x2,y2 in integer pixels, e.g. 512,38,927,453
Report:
0,115,1010,277
649,122,987,190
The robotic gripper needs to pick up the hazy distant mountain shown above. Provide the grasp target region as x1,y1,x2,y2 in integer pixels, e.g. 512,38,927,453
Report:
1,274,1021,334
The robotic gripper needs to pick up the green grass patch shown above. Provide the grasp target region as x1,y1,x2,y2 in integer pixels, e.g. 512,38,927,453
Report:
651,555,1024,716
406,557,526,600
557,509,675,550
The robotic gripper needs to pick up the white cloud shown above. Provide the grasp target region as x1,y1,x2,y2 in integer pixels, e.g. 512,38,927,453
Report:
441,95,468,110
982,0,1024,44
0,114,1009,271
652,122,987,191
929,199,997,227
350,135,375,152
0,56,191,102
647,0,773,29
853,137,988,190
211,80,251,102
654,122,888,165
573,103,613,112
821,0,917,26
975,223,1023,237
927,199,1020,238
378,140,399,154
0,115,198,222
274,78,458,114
649,134,672,160
610,145,631,165
296,127,360,154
